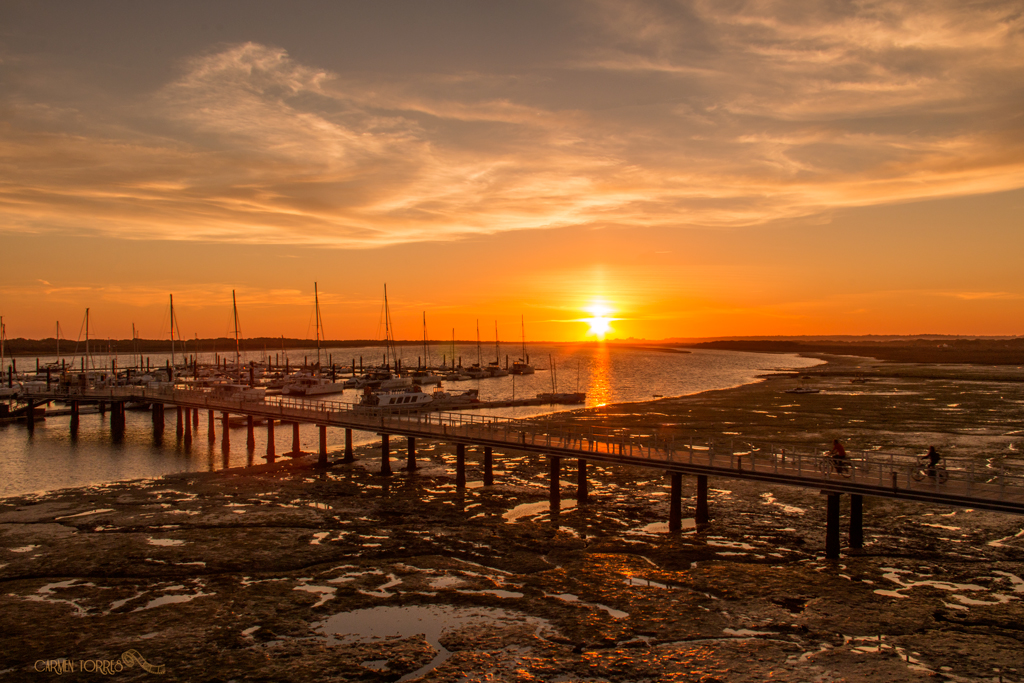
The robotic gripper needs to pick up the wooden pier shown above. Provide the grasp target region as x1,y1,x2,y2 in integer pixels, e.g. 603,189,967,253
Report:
18,385,1024,559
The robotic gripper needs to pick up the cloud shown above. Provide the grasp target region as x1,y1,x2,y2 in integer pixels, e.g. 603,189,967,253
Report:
2,2,1023,248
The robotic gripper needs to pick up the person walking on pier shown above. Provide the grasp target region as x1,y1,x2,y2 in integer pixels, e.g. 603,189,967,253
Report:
829,439,850,474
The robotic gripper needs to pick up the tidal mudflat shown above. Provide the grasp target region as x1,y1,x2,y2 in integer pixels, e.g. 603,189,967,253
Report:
2,356,1022,682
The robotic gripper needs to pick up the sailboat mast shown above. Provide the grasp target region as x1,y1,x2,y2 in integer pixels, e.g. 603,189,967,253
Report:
1,317,4,374
314,282,323,368
56,321,60,364
494,321,500,363
85,308,90,372
422,312,429,370
521,315,526,360
451,328,455,369
383,284,396,370
169,294,175,371
476,319,481,366
232,290,241,381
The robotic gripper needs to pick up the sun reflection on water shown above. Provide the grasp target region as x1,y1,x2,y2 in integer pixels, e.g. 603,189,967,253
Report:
589,344,611,407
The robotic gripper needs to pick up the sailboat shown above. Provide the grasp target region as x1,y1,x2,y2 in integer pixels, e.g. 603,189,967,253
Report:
282,283,345,396
510,315,535,374
409,312,442,385
205,292,266,402
465,319,489,379
444,328,470,381
488,321,509,377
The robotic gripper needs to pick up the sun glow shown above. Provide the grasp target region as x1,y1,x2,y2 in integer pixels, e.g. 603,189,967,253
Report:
582,303,614,340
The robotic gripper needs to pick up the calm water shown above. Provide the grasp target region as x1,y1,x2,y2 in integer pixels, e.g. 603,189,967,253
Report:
0,346,821,498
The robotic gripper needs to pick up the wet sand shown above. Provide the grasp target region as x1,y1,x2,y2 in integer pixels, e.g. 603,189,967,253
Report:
1,355,1022,682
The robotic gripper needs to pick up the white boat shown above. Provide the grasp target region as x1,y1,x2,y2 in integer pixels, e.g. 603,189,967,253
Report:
444,369,472,381
409,370,442,386
207,383,267,402
487,363,509,377
281,375,345,396
430,387,480,407
358,385,433,409
465,364,489,379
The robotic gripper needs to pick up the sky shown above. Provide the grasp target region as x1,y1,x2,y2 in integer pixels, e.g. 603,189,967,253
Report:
2,0,1023,342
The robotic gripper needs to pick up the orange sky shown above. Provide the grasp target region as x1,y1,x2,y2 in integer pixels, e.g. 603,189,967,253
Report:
2,1,1023,341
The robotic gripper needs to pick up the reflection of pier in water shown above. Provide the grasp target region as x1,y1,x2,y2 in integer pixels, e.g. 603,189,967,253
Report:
18,386,1024,559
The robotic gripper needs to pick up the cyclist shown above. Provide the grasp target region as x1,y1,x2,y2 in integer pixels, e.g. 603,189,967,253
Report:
829,439,850,474
923,446,941,479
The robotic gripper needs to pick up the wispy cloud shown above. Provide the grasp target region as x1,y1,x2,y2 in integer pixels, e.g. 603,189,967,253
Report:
1,1,1023,248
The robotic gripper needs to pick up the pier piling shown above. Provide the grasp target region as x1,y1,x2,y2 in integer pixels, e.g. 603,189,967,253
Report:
826,492,841,559
246,416,255,451
483,446,493,486
221,412,230,455
456,443,466,488
343,428,354,462
550,455,561,512
183,408,192,445
291,422,300,455
577,458,588,504
696,474,709,527
266,420,275,462
850,494,864,549
175,406,183,438
669,472,682,531
318,425,327,466
380,434,392,476
208,410,216,444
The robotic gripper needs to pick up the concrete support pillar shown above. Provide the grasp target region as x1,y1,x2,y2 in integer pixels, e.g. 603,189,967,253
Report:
208,409,216,444
25,402,36,431
318,425,328,467
344,428,354,462
849,494,863,550
291,422,301,454
71,401,80,419
406,437,417,471
577,458,588,504
221,412,230,455
380,434,392,476
483,446,493,486
550,455,561,512
176,406,183,437
246,416,255,451
455,443,466,488
696,474,709,527
183,407,192,445
99,401,106,415
826,492,841,560
266,420,276,462
669,472,682,532
192,406,199,429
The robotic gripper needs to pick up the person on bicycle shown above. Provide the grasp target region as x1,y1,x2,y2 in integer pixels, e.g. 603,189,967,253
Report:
829,439,850,474
923,446,941,478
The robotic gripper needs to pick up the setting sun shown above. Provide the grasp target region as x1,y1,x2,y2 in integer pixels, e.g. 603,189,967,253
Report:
582,303,615,340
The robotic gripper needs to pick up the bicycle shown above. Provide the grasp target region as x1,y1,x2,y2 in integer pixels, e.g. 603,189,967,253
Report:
820,454,852,478
911,457,948,483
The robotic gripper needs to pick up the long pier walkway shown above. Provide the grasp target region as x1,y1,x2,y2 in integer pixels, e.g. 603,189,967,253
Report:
19,386,1024,558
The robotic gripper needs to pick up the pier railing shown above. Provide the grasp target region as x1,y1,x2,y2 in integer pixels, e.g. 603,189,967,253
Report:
22,385,1024,511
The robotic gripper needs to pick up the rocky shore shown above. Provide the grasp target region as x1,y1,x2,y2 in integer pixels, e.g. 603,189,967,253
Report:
2,355,1022,682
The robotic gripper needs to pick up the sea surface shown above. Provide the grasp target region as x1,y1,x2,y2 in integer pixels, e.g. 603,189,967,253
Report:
0,345,821,498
